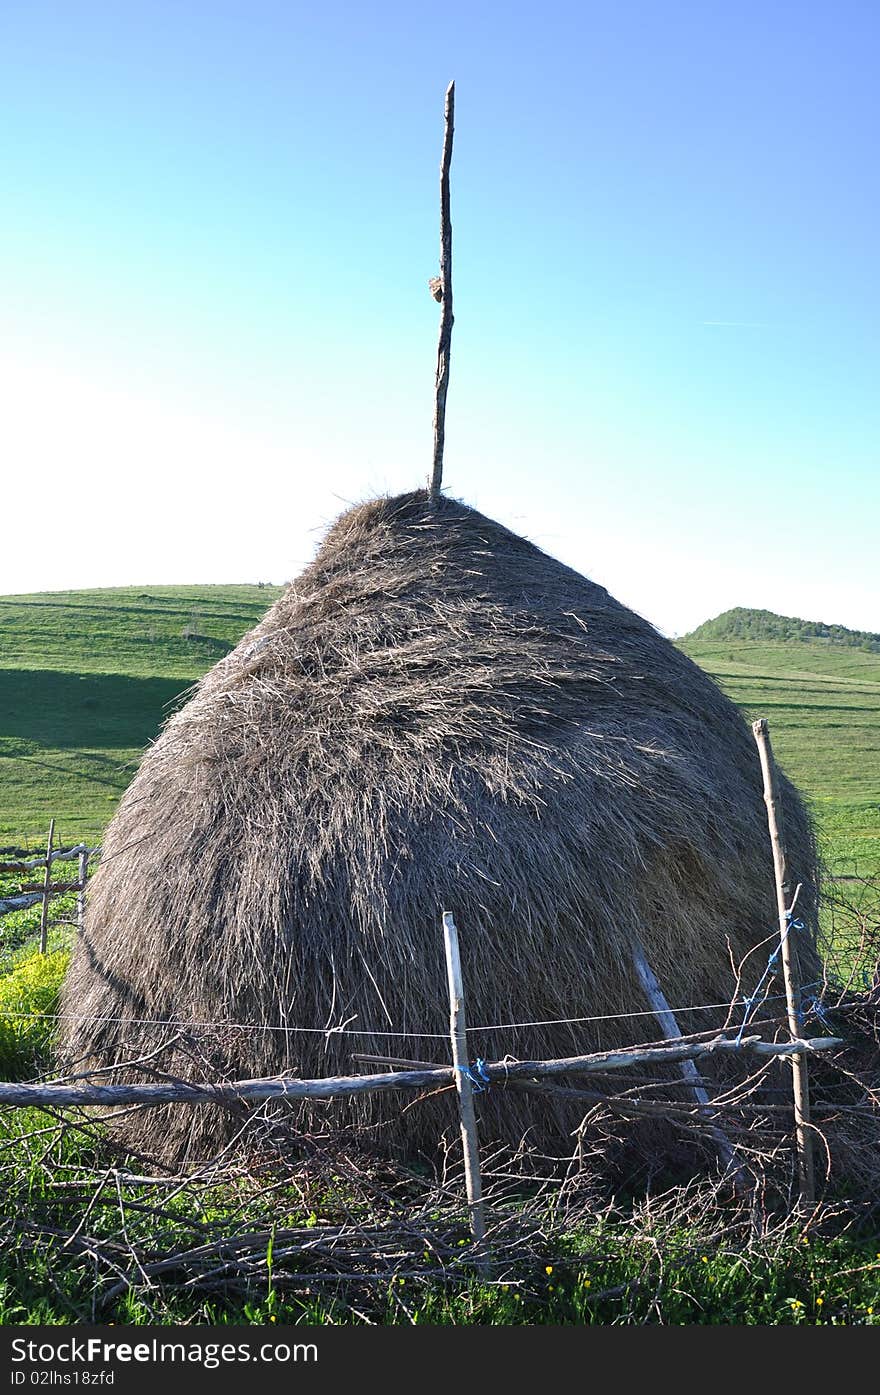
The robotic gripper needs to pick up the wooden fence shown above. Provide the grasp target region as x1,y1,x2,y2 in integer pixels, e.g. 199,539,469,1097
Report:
0,821,100,947
0,907,843,1253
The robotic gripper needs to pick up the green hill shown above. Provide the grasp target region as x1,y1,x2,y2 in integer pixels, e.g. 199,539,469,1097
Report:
0,588,877,876
686,606,880,654
0,585,284,679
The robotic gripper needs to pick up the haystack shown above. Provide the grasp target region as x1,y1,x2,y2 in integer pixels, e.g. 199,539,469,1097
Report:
59,491,820,1164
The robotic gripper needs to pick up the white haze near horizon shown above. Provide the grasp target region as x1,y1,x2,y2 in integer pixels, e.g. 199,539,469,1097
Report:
1,333,876,641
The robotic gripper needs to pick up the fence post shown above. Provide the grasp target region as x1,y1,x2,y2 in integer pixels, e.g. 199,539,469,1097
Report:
442,910,488,1270
752,718,815,1213
38,818,55,955
77,847,88,933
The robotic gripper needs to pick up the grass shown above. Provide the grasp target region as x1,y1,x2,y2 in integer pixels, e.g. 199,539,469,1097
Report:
0,585,284,679
0,585,282,842
678,636,880,877
1,1105,879,1326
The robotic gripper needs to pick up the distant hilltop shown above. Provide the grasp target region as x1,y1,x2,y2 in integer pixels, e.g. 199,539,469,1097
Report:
685,607,880,654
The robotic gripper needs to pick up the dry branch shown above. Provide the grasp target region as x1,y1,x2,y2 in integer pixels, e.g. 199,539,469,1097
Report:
20,881,83,895
0,1035,841,1109
38,819,55,955
0,894,41,918
0,843,96,874
631,937,741,1176
428,80,455,502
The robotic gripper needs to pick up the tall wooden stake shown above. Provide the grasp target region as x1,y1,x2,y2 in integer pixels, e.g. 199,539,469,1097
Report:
39,818,55,954
77,847,88,933
428,81,455,504
442,910,488,1270
752,717,815,1212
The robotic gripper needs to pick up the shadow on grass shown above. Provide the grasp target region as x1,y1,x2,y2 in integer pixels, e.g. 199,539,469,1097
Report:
0,669,190,750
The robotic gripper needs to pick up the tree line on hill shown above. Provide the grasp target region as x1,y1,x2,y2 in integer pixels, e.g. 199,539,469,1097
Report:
686,607,880,653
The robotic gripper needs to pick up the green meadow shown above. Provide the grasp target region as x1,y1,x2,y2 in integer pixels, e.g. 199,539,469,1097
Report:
0,585,282,844
678,634,880,877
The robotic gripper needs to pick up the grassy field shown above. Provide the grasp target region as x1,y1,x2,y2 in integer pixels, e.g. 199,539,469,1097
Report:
0,585,282,843
678,636,880,877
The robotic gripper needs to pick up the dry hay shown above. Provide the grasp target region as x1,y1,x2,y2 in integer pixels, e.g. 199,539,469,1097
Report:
59,490,823,1165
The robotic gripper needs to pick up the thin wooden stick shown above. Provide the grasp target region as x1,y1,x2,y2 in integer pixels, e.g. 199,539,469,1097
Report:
442,910,488,1268
0,1035,840,1108
21,881,83,895
77,848,88,933
428,80,455,504
39,818,55,955
752,717,815,1212
631,939,744,1181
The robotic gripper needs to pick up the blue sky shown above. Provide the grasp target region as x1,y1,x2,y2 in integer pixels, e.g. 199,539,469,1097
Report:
1,1,877,634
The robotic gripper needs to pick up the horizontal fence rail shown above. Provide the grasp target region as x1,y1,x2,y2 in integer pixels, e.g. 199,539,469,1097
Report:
0,1034,841,1109
0,825,99,933
0,843,100,874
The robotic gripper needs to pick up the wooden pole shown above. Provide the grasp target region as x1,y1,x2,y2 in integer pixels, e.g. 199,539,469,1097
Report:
38,818,55,955
0,1036,840,1109
428,81,455,504
441,910,488,1268
631,939,743,1182
77,847,88,933
752,717,815,1212
21,881,82,895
